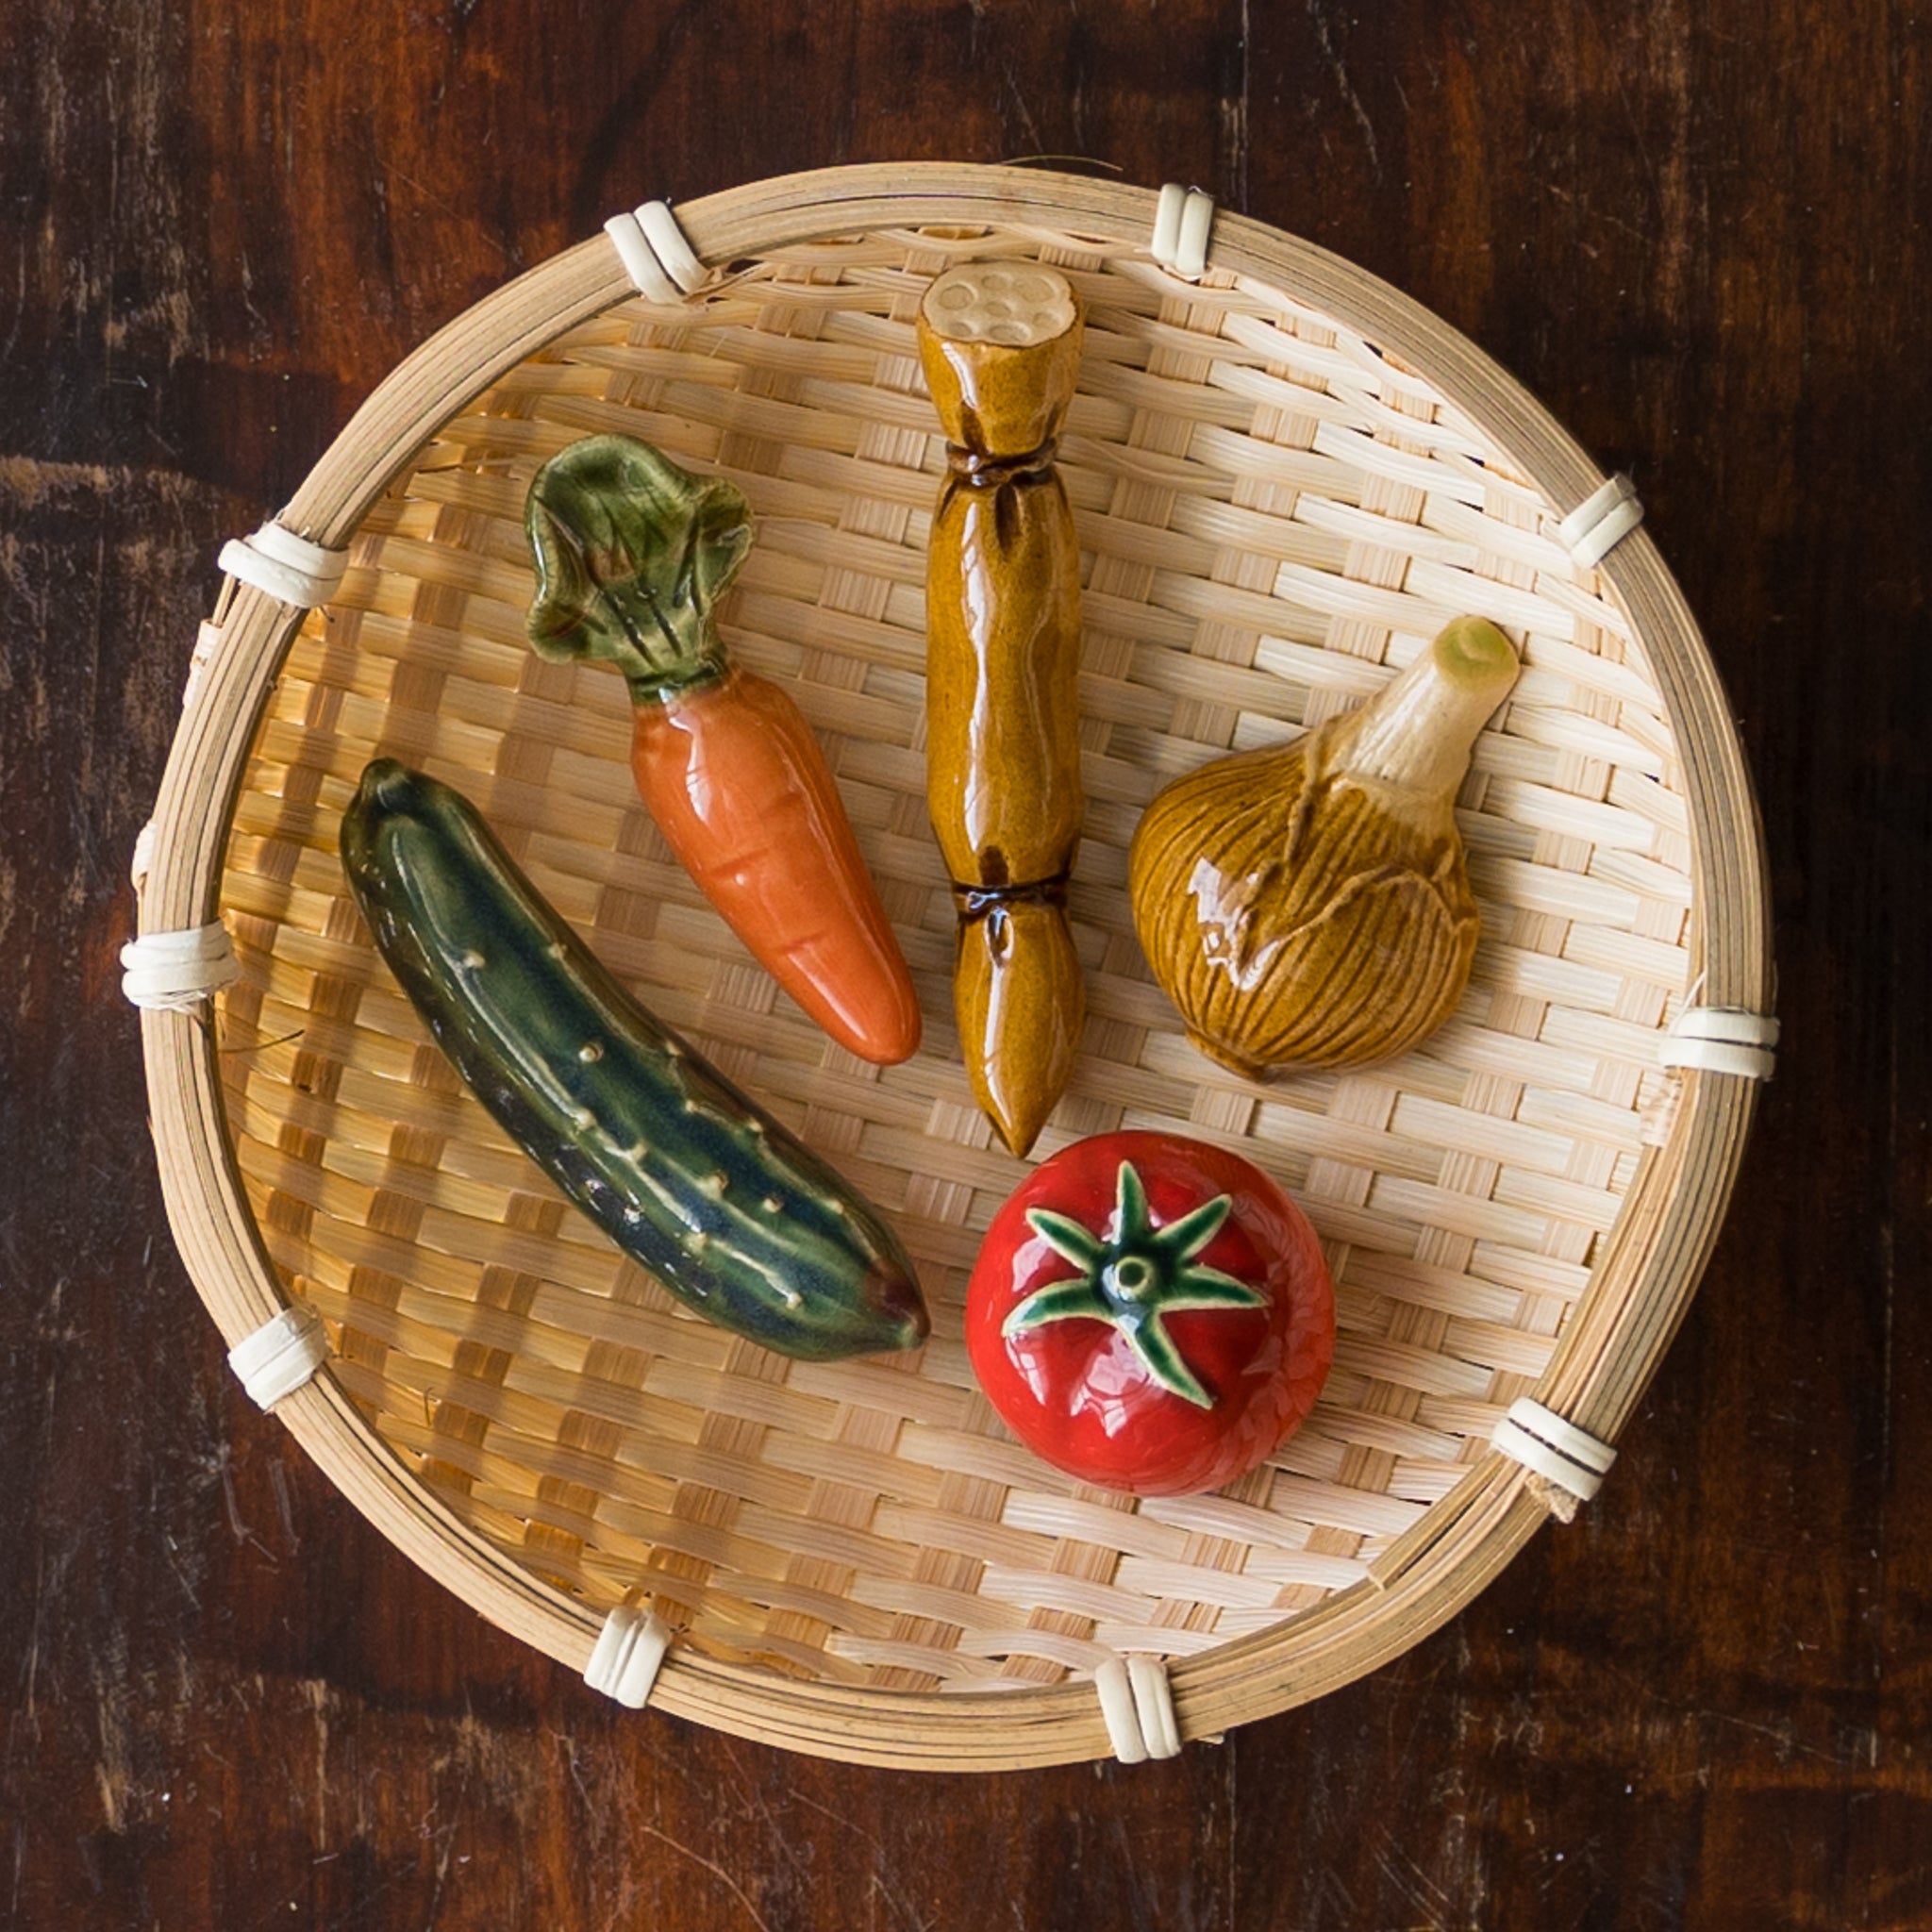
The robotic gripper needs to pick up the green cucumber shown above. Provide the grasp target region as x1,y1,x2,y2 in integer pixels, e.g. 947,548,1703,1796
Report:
339,759,928,1360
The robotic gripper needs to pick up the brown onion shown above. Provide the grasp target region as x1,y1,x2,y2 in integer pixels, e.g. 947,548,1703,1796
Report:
1128,617,1521,1077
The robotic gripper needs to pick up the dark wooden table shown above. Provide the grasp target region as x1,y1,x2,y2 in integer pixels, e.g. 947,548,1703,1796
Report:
4,3,1925,1925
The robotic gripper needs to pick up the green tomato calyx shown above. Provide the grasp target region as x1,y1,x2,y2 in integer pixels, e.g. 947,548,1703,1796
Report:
1005,1160,1266,1409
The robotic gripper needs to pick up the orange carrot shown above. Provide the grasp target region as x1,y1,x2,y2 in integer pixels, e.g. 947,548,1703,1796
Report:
525,434,922,1065
630,666,921,1063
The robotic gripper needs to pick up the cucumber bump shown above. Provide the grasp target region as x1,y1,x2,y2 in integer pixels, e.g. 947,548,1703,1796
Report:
339,759,928,1360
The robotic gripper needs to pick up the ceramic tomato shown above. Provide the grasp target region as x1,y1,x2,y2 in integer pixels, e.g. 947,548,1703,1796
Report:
966,1131,1336,1497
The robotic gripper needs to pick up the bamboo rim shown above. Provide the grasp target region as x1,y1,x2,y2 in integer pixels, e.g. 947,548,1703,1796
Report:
135,163,1772,1770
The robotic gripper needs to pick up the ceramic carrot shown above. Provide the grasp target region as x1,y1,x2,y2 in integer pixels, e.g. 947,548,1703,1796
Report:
525,435,921,1065
918,261,1087,1156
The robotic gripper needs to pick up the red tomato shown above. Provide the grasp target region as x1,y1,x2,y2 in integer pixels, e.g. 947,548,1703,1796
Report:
966,1131,1335,1497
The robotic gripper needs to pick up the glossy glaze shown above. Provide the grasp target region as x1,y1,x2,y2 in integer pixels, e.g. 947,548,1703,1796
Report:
918,262,1087,1154
965,1131,1335,1496
526,434,921,1064
340,759,929,1360
924,464,1085,887
1129,617,1521,1075
631,668,923,1065
917,263,1083,456
952,896,1085,1156
526,433,749,701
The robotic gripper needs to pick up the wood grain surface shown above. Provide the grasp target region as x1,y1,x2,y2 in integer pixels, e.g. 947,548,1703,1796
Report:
2,2,1925,1926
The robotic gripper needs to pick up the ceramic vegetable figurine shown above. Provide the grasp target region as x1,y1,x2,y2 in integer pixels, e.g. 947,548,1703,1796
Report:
965,1131,1335,1496
917,261,1087,1157
1129,616,1521,1076
525,434,922,1066
340,759,929,1361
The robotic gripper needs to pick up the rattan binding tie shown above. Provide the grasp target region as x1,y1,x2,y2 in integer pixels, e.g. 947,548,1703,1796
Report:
1557,474,1644,568
129,821,156,893
228,1303,329,1410
1491,1396,1616,1514
1150,183,1215,281
1094,1654,1181,1764
604,200,708,303
178,621,225,715
121,922,240,1011
584,1603,674,1709
217,522,348,608
1658,1006,1780,1080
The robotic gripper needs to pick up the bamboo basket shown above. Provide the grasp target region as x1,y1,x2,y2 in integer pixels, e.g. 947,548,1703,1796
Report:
133,163,1773,1770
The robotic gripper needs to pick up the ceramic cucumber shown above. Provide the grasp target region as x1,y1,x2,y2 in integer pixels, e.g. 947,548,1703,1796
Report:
339,759,928,1360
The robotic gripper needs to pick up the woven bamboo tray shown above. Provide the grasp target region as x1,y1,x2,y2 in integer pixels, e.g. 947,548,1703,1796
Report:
132,163,1772,1770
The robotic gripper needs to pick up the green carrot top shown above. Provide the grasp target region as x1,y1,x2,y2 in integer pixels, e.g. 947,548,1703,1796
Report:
525,434,754,703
